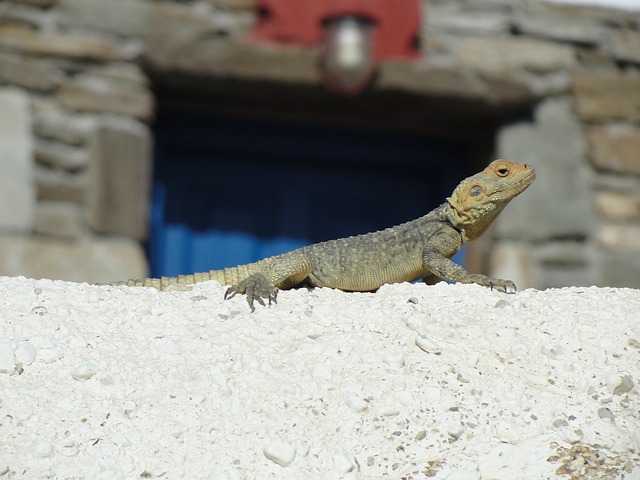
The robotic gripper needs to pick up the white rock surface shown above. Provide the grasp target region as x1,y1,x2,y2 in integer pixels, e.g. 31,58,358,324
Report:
0,276,639,479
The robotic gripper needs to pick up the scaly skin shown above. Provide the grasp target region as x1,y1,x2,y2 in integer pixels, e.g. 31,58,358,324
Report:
114,160,535,311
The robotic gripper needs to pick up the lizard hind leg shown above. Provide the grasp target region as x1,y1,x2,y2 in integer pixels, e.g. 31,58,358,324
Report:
224,272,278,313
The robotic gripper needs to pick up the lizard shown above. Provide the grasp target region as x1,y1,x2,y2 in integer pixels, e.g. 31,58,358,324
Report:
114,159,535,311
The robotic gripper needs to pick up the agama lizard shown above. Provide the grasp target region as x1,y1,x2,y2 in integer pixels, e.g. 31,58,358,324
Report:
115,160,535,311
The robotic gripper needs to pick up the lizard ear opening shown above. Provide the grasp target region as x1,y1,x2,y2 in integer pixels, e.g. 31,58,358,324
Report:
469,185,483,197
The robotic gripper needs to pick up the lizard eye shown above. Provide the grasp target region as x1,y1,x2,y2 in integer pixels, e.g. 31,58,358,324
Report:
469,185,483,197
496,164,510,177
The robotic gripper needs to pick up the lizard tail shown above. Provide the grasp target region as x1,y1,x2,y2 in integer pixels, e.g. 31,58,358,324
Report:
112,262,264,291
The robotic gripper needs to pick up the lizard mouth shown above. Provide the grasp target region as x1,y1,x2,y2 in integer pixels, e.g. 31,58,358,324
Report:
512,168,536,194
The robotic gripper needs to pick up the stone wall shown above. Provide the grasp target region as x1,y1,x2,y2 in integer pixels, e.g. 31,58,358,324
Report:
0,0,639,287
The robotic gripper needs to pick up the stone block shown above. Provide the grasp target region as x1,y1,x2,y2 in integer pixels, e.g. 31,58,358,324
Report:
35,201,83,238
35,166,87,202
16,0,58,6
587,126,640,176
0,23,132,61
572,71,640,123
35,139,89,171
594,191,640,220
0,51,62,92
0,234,148,284
512,15,606,46
595,249,640,289
496,97,592,240
610,29,640,65
1,2,50,28
456,37,576,73
147,4,317,82
87,63,150,87
58,75,154,121
33,109,95,146
88,118,151,240
58,0,153,39
427,5,510,35
488,242,533,290
530,241,595,288
489,240,595,290
209,0,259,10
0,88,35,232
597,224,640,253
378,64,534,107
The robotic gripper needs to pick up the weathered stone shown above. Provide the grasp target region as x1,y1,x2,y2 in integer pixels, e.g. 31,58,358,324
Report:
456,37,576,73
35,201,83,238
490,240,595,290
0,51,62,92
518,71,572,96
587,126,640,176
496,97,592,240
33,109,95,145
512,15,606,46
572,71,640,122
488,242,533,290
35,166,87,202
0,23,132,61
58,0,153,39
209,0,259,10
58,75,154,121
598,224,640,253
15,0,58,6
88,118,151,240
609,29,640,65
378,63,534,107
427,5,510,35
35,139,89,171
532,241,595,288
536,2,640,28
0,88,35,232
147,4,317,82
596,249,640,289
594,191,640,220
86,63,150,87
0,234,148,283
0,2,53,28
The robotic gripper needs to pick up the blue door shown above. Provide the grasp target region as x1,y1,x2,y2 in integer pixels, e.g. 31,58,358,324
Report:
150,110,467,277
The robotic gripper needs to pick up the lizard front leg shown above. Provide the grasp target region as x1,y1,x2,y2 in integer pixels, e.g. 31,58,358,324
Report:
422,233,516,293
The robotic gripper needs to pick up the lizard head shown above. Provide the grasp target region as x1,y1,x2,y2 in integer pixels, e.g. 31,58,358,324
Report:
446,160,535,241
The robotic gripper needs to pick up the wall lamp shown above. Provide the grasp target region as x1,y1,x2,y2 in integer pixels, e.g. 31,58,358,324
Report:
252,0,421,95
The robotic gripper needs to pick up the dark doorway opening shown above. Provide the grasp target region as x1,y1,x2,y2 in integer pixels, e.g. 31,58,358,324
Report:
150,108,468,277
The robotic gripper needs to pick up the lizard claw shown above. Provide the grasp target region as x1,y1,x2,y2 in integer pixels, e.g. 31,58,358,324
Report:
224,273,278,312
467,274,517,294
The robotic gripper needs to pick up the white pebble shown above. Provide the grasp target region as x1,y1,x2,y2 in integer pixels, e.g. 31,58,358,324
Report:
264,440,296,467
560,427,584,445
32,439,54,458
333,453,354,473
39,347,64,364
415,335,442,355
0,342,16,374
393,390,415,406
377,405,400,417
344,395,368,413
71,363,99,381
509,343,528,359
605,373,634,395
383,353,405,368
446,422,465,440
15,341,37,365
